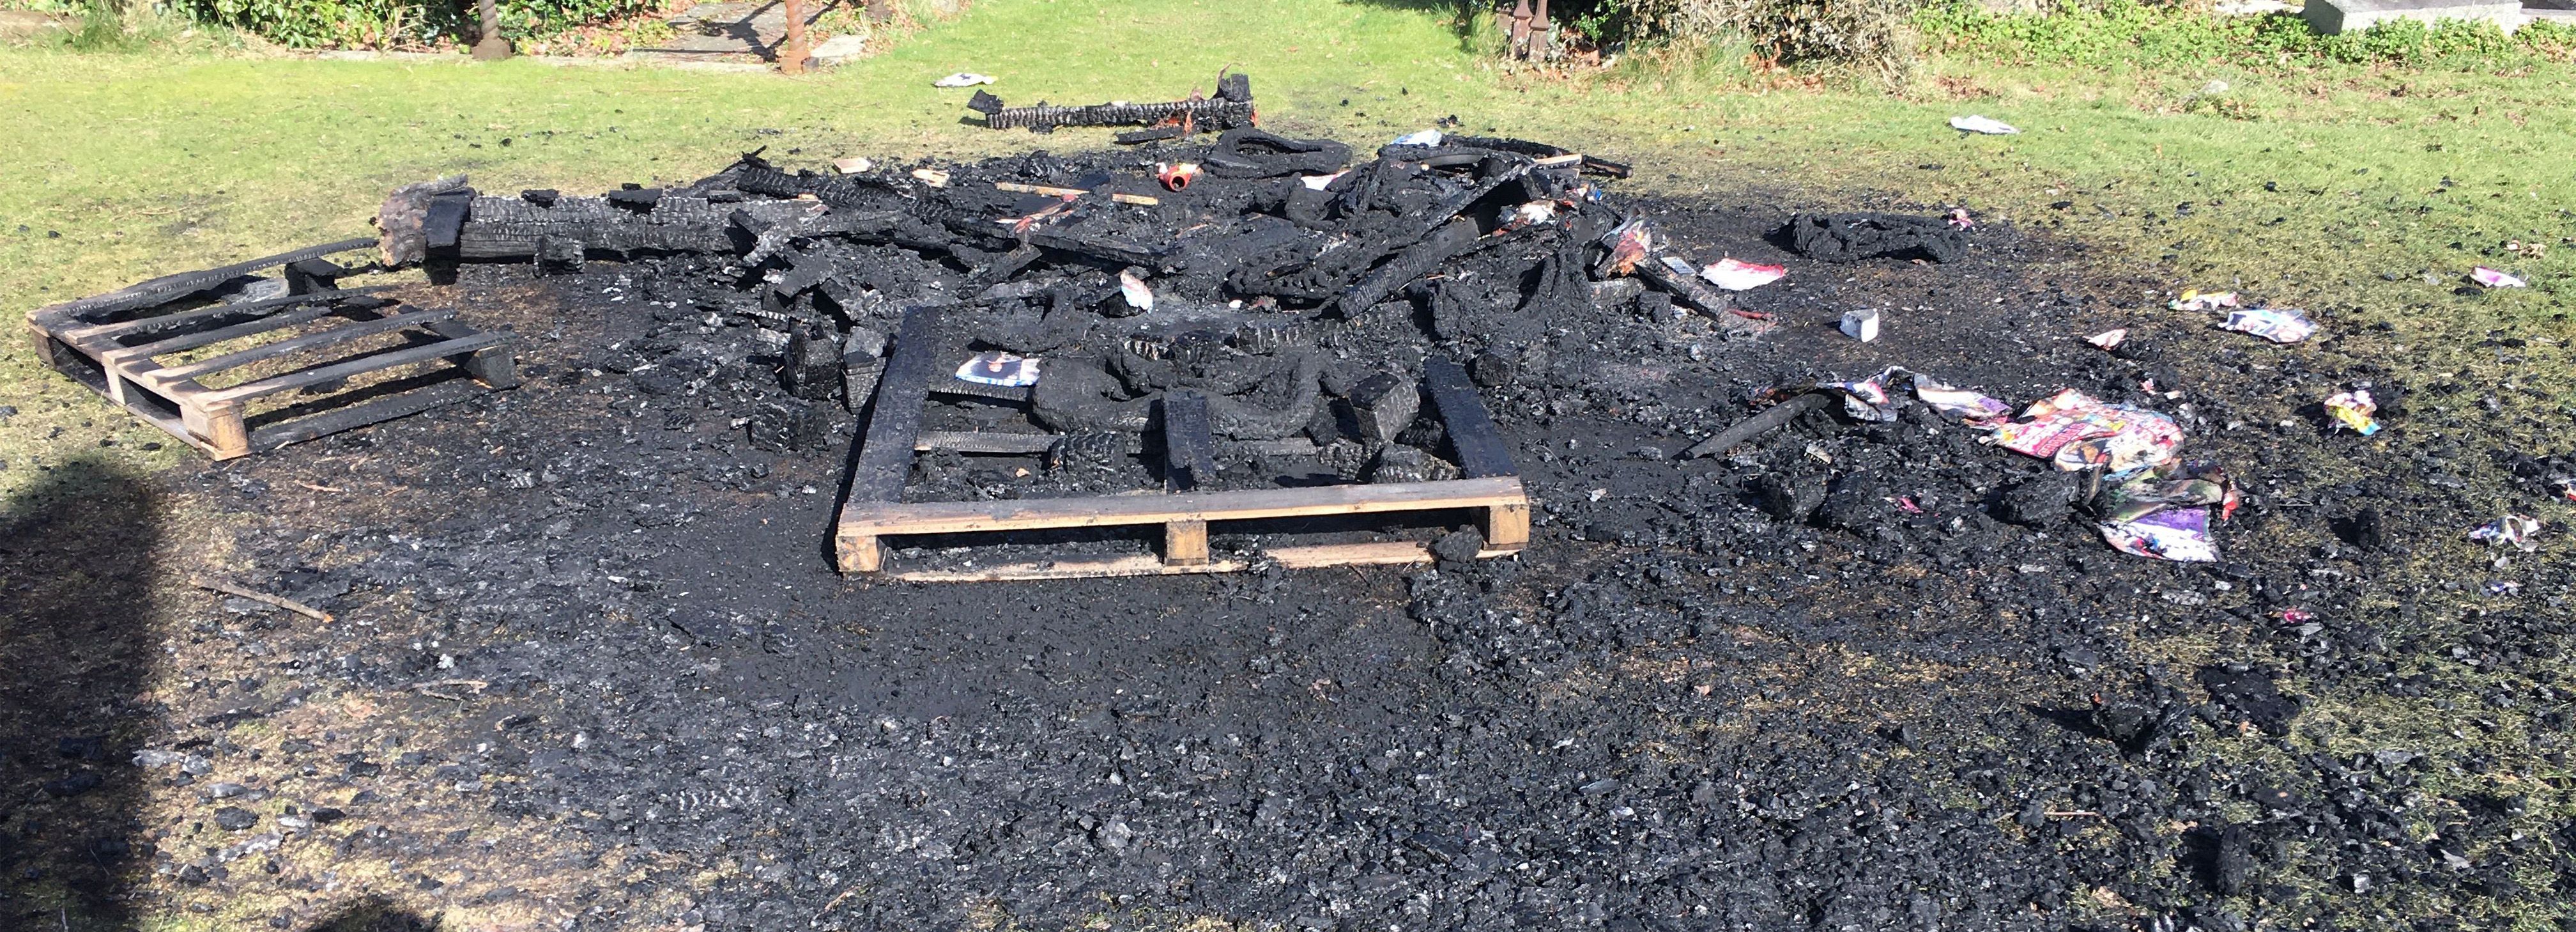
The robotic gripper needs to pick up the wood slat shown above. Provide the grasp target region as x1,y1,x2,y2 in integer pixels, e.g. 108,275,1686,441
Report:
884,541,1522,582
1164,519,1209,566
99,306,340,367
247,377,491,452
840,476,1524,536
141,307,459,385
1161,391,1216,492
68,287,388,346
846,305,947,503
29,238,377,327
893,553,1235,582
1421,355,1517,479
195,332,509,405
914,431,1061,454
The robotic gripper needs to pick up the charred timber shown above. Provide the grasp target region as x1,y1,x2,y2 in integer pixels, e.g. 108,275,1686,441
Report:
976,76,1256,132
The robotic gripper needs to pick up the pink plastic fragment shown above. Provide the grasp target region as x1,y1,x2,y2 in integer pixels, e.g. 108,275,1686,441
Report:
2472,267,2527,288
1699,258,1787,291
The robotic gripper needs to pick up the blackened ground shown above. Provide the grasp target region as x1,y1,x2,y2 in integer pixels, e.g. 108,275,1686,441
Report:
6,184,2572,932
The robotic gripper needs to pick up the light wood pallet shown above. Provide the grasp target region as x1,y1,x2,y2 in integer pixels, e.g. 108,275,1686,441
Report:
834,305,1529,581
26,240,520,460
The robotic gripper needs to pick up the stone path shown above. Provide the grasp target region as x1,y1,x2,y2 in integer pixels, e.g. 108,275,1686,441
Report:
634,0,842,63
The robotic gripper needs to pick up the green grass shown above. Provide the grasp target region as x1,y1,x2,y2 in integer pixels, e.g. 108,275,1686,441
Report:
1,7,2574,925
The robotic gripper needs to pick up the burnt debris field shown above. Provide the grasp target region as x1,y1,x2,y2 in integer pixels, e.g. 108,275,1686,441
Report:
6,105,2575,932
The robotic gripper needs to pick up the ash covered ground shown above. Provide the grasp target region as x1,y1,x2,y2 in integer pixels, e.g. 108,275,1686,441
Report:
4,136,2574,932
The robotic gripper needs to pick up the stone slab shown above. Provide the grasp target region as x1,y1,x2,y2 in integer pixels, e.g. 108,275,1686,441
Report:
2303,0,2524,33
809,33,867,66
0,10,65,37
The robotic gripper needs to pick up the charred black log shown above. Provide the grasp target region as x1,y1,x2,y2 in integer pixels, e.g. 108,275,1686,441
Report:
979,77,1256,132
1784,212,1968,264
1334,217,1479,317
1204,129,1350,179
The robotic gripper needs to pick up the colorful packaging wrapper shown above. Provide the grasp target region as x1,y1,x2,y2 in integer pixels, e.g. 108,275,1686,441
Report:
1986,390,2182,476
1820,368,1901,422
2097,461,2239,524
2169,290,2239,311
2469,514,2540,552
1910,375,2010,423
2101,508,2219,563
2323,390,2380,436
956,352,1040,387
2220,308,2316,344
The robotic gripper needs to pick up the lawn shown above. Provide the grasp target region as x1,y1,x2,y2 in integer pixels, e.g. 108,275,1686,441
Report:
2,3,2575,929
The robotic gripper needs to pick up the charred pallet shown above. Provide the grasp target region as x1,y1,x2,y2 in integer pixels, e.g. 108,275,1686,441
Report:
27,242,519,460
834,309,1526,580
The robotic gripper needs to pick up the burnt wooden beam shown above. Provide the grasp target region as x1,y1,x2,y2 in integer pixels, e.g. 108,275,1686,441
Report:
914,431,1060,454
838,304,949,573
848,304,947,506
1635,257,1771,338
1335,217,1478,317
981,95,1254,132
30,239,378,327
1161,390,1217,492
1422,355,1515,480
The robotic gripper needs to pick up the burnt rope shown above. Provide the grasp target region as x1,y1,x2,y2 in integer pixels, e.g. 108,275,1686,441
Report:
1682,392,1836,459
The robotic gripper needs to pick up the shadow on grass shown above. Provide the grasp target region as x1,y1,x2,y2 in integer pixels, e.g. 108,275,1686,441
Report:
0,458,160,931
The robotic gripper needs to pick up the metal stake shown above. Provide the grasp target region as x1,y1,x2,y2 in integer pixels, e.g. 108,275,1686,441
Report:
779,0,809,74
470,0,510,60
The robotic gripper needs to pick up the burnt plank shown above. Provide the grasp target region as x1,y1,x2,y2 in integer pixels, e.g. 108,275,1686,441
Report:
144,307,462,385
848,304,946,503
197,331,510,405
246,378,490,452
418,318,521,387
31,239,378,327
1422,355,1515,479
424,192,472,250
96,304,340,366
1161,391,1216,492
284,258,348,295
66,288,391,345
1335,217,1478,317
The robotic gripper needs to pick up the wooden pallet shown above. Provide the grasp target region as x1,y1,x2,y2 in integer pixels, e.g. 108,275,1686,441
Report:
26,240,520,460
834,305,1530,580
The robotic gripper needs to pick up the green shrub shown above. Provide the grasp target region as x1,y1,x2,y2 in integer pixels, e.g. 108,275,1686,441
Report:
1914,0,2576,68
65,2,144,50
1607,0,1926,78
171,0,662,49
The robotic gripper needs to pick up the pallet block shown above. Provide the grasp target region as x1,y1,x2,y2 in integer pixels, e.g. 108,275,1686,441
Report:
833,305,1531,580
26,240,520,459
